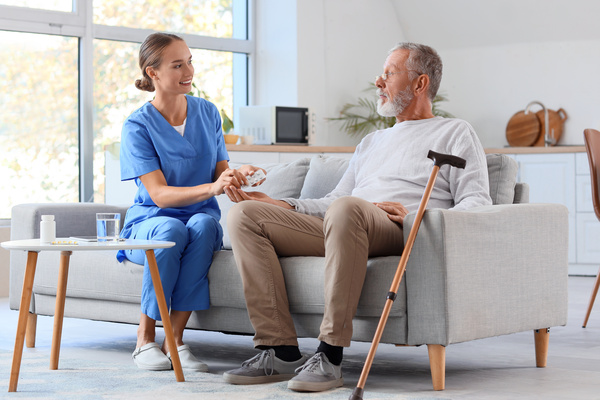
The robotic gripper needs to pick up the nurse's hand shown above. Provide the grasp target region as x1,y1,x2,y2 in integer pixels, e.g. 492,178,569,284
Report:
236,165,267,187
211,168,244,196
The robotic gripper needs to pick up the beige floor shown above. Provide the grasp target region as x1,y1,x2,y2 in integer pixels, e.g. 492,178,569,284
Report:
1,276,600,399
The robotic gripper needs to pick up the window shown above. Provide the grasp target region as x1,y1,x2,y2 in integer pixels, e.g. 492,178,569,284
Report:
0,31,79,215
0,0,250,217
0,1,73,13
93,0,243,39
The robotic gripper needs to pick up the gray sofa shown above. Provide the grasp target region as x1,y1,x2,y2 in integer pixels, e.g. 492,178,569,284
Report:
8,153,569,390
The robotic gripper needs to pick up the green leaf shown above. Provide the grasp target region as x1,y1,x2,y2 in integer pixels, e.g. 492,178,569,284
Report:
221,109,234,133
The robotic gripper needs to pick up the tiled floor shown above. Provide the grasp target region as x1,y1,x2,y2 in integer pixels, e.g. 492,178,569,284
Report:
1,276,600,399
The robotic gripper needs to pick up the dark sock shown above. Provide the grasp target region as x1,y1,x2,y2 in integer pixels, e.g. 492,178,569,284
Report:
317,341,343,366
257,345,302,362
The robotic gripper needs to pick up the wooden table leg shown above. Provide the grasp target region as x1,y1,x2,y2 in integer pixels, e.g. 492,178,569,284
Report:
145,249,185,382
50,251,72,370
9,251,39,392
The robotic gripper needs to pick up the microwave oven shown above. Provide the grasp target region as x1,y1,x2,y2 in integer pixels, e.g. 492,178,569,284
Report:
238,106,314,145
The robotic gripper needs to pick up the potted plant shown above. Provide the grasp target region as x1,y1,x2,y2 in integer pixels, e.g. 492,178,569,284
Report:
220,109,238,144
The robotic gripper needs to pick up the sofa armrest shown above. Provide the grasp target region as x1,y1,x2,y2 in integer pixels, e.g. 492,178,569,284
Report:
10,203,128,240
403,203,569,346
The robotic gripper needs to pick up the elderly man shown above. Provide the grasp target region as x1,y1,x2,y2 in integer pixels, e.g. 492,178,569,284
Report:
222,42,492,393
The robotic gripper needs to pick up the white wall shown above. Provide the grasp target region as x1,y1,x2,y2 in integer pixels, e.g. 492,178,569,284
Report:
440,40,600,148
252,0,298,107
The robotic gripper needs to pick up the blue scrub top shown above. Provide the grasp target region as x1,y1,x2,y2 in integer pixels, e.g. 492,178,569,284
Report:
119,95,229,245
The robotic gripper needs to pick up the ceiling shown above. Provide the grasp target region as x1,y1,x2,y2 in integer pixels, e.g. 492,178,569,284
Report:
390,0,600,50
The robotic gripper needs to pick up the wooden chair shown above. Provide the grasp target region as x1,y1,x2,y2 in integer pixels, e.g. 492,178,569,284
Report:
583,128,600,328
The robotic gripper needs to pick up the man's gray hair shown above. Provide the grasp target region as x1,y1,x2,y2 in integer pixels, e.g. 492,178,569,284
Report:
388,42,442,101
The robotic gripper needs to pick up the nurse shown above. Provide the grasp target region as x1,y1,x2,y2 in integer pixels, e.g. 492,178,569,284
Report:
118,32,264,372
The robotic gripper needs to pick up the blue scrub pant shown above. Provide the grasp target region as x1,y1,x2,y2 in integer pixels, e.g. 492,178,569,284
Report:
123,213,223,321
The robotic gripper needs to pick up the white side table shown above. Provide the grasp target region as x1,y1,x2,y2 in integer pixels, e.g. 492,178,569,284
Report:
1,238,182,392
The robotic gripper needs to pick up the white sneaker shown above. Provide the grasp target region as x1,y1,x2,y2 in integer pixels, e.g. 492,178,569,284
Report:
287,352,343,392
167,344,209,372
223,349,307,385
132,342,171,371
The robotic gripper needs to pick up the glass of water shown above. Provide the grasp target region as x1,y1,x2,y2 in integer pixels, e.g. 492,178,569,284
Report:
96,213,121,242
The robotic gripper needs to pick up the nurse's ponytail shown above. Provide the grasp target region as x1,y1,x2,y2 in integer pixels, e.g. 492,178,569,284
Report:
135,76,154,92
135,32,184,93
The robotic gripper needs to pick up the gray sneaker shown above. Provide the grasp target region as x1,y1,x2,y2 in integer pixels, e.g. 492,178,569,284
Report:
223,349,307,385
287,352,343,392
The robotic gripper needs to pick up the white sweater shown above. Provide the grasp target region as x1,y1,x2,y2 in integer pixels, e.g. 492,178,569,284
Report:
285,117,493,218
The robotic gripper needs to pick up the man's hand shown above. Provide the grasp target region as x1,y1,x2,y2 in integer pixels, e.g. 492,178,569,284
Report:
375,201,409,225
224,187,271,203
223,186,294,209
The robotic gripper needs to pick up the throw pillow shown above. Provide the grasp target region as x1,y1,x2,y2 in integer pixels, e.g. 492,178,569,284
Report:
486,153,518,205
299,155,350,199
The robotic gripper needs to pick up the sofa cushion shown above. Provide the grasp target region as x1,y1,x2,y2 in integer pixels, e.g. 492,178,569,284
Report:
217,157,310,249
299,155,350,199
486,153,518,205
281,255,406,318
207,253,406,318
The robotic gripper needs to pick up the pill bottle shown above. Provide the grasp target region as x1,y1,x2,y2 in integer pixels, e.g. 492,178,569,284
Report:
40,215,56,243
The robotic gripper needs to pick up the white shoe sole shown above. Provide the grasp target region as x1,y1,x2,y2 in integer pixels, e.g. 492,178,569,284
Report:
181,364,209,372
134,360,172,371
223,372,296,385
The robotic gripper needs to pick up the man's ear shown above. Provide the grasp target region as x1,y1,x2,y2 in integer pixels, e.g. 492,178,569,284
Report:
413,74,430,96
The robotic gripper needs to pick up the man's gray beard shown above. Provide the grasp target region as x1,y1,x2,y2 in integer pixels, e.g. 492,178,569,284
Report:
377,86,413,118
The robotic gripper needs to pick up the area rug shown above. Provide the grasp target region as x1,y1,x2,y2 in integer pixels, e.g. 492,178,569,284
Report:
0,349,441,400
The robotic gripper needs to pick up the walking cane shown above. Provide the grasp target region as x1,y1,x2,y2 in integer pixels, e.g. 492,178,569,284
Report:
349,150,466,400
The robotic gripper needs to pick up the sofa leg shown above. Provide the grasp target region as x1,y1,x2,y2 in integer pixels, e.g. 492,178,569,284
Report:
427,344,446,391
534,328,549,367
26,313,37,348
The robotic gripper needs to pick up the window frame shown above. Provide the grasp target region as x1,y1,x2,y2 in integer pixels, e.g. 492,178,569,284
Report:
0,0,252,204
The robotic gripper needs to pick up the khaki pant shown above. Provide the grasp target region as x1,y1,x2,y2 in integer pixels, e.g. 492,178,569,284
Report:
227,196,404,348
